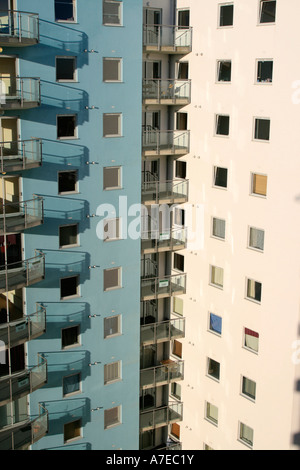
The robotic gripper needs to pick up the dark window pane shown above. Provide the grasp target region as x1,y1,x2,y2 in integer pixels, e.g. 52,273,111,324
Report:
59,225,78,247
208,359,220,380
220,5,234,26
63,373,80,395
103,1,121,25
55,0,74,21
260,0,276,23
56,58,76,81
58,171,77,193
61,276,79,299
57,115,76,139
216,115,230,135
218,61,231,82
255,119,270,140
214,167,228,188
62,325,79,348
257,61,273,83
178,10,190,29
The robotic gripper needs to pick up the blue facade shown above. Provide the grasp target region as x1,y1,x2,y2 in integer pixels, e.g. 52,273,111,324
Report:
6,0,142,450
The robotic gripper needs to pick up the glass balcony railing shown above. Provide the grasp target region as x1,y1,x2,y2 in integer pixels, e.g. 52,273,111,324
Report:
0,10,39,46
140,360,184,390
0,197,44,234
142,227,187,254
0,304,46,349
140,402,183,431
0,251,45,293
142,130,190,156
141,273,186,301
141,318,185,346
0,77,41,109
0,355,47,407
0,139,42,173
143,25,192,53
0,404,48,450
142,179,189,204
143,79,191,105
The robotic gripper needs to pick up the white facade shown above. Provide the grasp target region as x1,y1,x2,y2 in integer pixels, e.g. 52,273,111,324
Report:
175,0,300,450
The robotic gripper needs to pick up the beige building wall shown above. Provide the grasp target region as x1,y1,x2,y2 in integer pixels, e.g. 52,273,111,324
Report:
176,0,300,450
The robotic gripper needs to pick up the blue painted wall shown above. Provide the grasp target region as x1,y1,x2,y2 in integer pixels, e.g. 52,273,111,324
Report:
9,0,142,450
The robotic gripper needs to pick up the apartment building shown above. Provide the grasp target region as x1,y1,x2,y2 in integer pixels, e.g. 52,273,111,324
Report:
175,0,300,451
0,0,142,450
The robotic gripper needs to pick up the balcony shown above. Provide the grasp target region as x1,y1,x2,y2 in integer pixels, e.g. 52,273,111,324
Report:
141,318,185,346
142,227,187,254
140,402,183,431
140,360,184,390
0,304,46,349
142,130,190,157
142,178,189,205
0,10,39,46
0,77,41,110
143,79,191,106
143,25,192,54
0,197,44,234
0,355,47,407
141,273,186,301
0,252,45,293
0,139,42,173
0,404,48,450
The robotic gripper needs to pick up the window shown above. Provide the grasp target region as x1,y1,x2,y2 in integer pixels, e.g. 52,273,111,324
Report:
171,382,181,400
174,208,185,227
205,402,218,426
210,265,224,289
104,361,121,384
63,373,81,397
177,62,189,80
209,313,222,336
239,422,254,448
62,325,80,349
259,0,276,24
178,10,190,29
103,218,121,241
55,0,76,22
57,115,77,139
213,167,228,188
207,358,220,381
217,61,231,82
104,405,121,429
64,419,82,443
219,4,234,27
104,315,121,338
249,227,265,251
215,115,230,136
56,57,76,82
244,328,259,353
257,60,273,83
103,167,122,190
103,0,122,26
212,217,226,240
171,423,180,440
252,173,267,197
172,340,182,358
246,278,262,303
60,276,80,300
104,267,122,291
173,297,183,316
175,161,187,179
254,118,270,141
103,58,122,82
176,112,188,131
58,170,78,194
242,376,256,401
174,253,184,272
59,224,79,248
103,113,122,137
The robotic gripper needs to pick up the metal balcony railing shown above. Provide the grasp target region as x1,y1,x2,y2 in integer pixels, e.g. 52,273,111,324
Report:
141,273,186,301
140,402,183,431
0,196,44,234
0,304,46,349
140,360,184,390
143,25,192,53
143,79,191,105
142,178,189,204
0,251,45,293
0,139,42,173
0,354,47,407
141,318,185,346
141,227,187,254
0,10,39,45
142,130,190,156
0,404,48,450
0,76,41,109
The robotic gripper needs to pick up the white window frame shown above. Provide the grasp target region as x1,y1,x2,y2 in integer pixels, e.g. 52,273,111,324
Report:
103,218,122,242
208,312,223,337
205,401,219,427
206,357,221,382
258,0,276,25
238,422,254,449
103,166,122,190
103,113,122,138
211,217,226,241
104,361,122,385
56,56,77,83
103,267,122,291
215,114,230,137
103,0,123,27
248,226,265,252
213,166,228,189
245,277,262,304
58,170,78,195
61,324,81,350
60,275,80,301
104,405,122,429
241,375,256,402
59,223,79,249
103,58,122,82
256,58,273,84
251,172,268,198
243,327,259,354
63,372,81,397
63,418,82,444
216,59,232,83
55,0,77,23
209,265,224,290
218,2,234,28
104,314,122,339
57,114,78,140
253,116,271,142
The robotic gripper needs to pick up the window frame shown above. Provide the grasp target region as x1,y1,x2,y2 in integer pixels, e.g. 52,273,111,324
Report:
218,3,234,28
103,218,122,242
103,266,122,292
207,357,221,382
209,265,224,290
215,114,230,137
104,360,122,385
241,375,257,402
253,117,271,142
238,422,254,449
63,418,82,444
258,0,276,25
103,0,123,27
211,217,226,241
217,60,232,83
103,166,122,191
213,166,228,189
55,0,77,23
205,401,219,427
248,226,265,252
59,223,79,249
58,170,78,195
103,57,123,83
104,314,122,339
56,56,77,83
63,372,81,397
57,114,78,140
208,312,223,337
103,113,122,138
61,324,81,350
243,327,259,354
256,59,273,84
104,405,122,429
245,277,262,304
60,275,80,301
251,172,268,198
